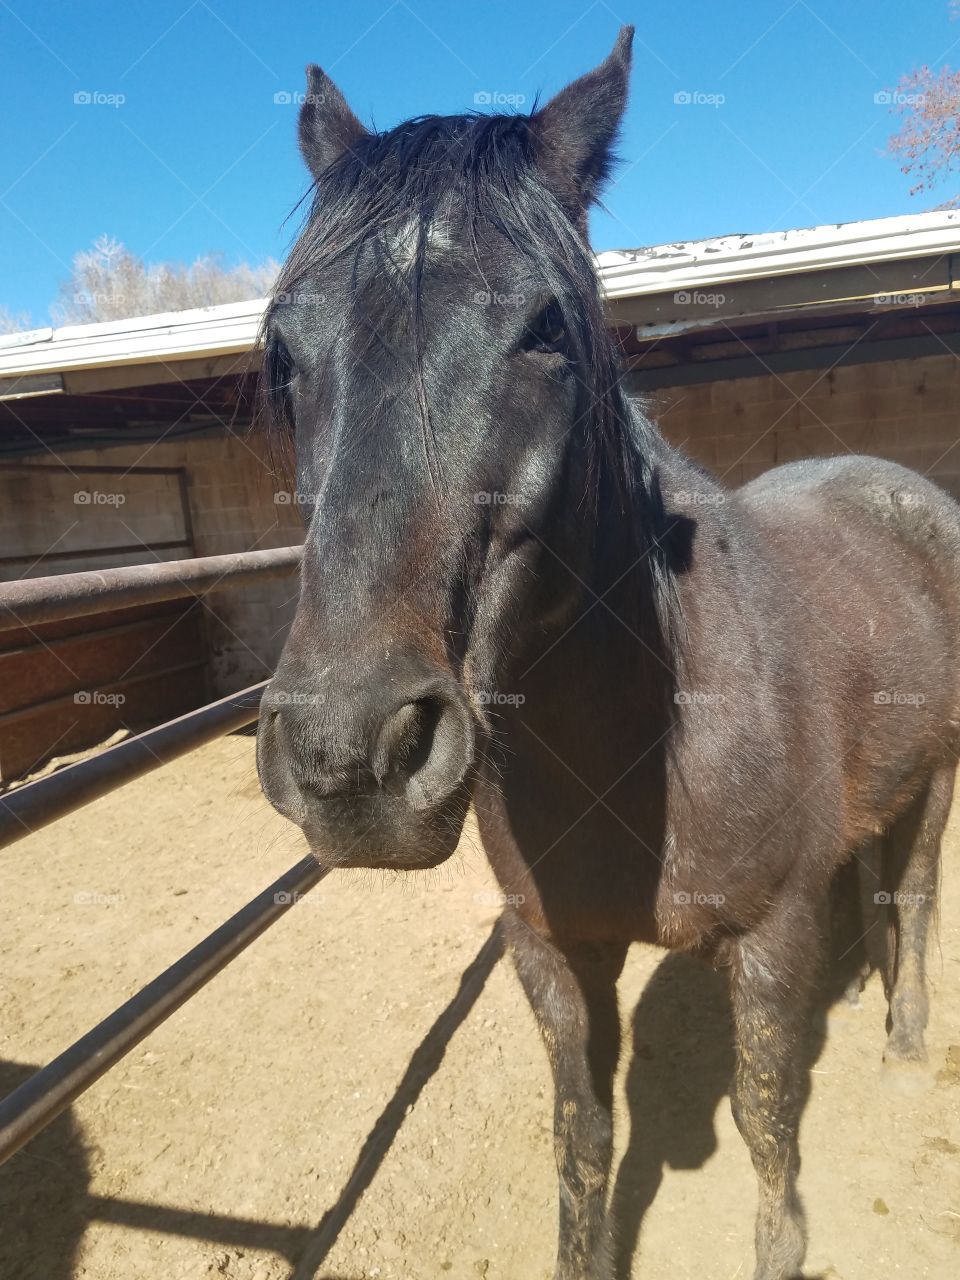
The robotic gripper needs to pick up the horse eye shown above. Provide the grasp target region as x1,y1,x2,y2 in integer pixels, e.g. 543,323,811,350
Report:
269,337,297,387
266,336,298,426
272,336,295,372
524,301,566,353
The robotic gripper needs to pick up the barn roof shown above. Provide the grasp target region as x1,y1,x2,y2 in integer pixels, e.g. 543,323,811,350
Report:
3,208,960,401
597,209,960,299
0,298,266,396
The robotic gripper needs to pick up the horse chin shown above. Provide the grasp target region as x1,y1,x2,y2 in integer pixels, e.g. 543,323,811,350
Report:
336,848,455,872
302,786,470,873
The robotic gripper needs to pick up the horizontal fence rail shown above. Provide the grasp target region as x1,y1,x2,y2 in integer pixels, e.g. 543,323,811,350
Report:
0,544,334,1171
0,854,327,1166
0,682,266,850
0,545,302,632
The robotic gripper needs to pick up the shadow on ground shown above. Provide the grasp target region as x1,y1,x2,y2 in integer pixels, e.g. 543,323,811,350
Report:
0,1054,320,1276
0,923,504,1280
610,951,736,1278
609,862,880,1279
0,871,881,1279
0,1060,90,1280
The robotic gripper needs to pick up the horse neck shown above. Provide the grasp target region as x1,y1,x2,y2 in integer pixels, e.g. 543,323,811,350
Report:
502,402,681,754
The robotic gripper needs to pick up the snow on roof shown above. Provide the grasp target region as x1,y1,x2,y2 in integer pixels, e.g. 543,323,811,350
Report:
3,211,960,382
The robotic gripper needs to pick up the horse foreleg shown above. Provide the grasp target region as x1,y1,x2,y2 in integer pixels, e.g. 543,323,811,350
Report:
505,911,626,1280
729,904,821,1280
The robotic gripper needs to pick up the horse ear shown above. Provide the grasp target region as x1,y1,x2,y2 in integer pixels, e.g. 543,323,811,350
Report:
298,64,368,180
532,26,633,227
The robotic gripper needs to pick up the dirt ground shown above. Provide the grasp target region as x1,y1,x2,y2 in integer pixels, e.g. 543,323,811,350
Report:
1,733,958,1280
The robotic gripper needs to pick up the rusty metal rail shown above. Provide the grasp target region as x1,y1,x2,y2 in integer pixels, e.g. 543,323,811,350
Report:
0,682,266,850
0,853,327,1166
0,545,301,632
0,543,329,1171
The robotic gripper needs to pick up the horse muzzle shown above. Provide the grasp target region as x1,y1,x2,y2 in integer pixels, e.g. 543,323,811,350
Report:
256,650,476,869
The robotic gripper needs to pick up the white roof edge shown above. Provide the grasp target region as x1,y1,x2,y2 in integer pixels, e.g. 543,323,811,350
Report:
2,212,960,379
597,209,960,299
0,297,269,379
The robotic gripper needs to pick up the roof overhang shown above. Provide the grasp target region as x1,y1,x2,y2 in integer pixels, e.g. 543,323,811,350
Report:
597,210,960,299
3,211,960,400
0,299,265,398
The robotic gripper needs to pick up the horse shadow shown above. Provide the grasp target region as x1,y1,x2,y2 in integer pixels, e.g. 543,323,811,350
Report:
610,952,737,1279
0,903,861,1280
610,875,874,1280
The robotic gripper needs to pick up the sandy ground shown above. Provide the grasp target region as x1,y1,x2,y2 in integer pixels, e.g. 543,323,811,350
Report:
1,733,958,1280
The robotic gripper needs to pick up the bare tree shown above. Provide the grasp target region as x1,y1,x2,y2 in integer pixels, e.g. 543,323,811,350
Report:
887,3,960,203
0,305,33,335
888,66,960,202
52,235,280,324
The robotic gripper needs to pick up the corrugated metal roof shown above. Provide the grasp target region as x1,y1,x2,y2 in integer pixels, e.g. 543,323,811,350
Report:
2,211,959,380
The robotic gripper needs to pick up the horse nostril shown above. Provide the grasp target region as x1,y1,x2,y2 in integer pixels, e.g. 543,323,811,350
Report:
373,693,474,810
256,699,306,825
374,700,432,778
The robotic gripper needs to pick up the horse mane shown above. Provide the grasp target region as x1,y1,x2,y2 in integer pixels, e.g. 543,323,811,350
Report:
259,109,679,648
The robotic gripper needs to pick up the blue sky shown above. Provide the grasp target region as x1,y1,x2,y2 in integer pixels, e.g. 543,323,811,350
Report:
1,0,957,325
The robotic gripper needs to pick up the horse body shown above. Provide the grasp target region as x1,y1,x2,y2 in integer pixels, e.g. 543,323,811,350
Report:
471,444,960,1278
257,27,958,1280
478,450,960,951
741,458,960,832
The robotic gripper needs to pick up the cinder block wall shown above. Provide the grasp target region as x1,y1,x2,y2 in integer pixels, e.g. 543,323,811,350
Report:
16,349,955,698
10,430,303,695
0,468,190,570
640,352,960,497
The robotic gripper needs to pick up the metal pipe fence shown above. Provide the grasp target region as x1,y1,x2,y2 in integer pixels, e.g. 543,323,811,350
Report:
0,545,301,632
0,546,325,1167
0,855,326,1165
0,682,265,849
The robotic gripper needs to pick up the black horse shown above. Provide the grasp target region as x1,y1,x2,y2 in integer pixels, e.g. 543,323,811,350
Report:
257,28,960,1279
